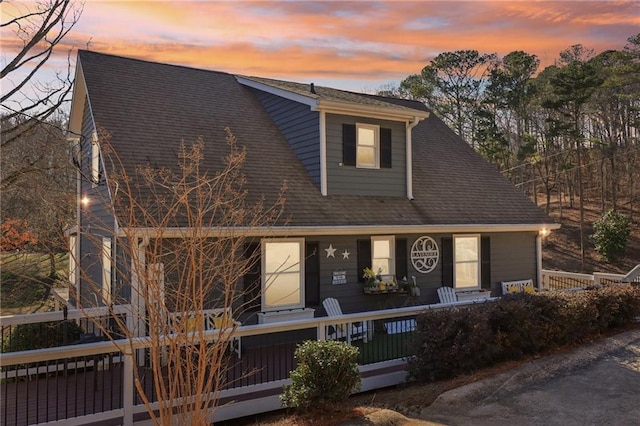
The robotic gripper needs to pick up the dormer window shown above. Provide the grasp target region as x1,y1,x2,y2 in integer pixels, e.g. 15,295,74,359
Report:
356,123,379,168
343,123,392,169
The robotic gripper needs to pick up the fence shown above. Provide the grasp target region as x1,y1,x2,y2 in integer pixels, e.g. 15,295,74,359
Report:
1,300,497,425
541,265,640,291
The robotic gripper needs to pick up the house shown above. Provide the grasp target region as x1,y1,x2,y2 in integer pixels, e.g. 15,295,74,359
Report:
67,50,557,325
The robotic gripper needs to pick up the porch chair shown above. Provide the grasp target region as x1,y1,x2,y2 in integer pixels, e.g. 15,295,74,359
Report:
437,286,458,304
322,297,368,344
501,279,535,295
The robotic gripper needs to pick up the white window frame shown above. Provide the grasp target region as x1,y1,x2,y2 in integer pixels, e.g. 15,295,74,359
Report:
356,123,380,169
371,235,395,276
91,131,100,187
69,233,78,305
261,238,305,312
453,234,481,290
101,237,112,305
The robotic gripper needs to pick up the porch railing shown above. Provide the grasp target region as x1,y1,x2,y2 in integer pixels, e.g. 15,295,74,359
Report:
0,299,496,425
541,265,640,290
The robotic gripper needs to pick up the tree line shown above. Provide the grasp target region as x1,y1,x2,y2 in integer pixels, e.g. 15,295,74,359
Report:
379,34,639,268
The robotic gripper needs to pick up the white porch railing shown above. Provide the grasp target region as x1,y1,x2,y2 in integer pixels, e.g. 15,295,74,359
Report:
541,264,640,290
0,299,496,426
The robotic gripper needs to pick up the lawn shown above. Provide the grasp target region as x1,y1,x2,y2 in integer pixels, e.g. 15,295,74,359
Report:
0,252,68,315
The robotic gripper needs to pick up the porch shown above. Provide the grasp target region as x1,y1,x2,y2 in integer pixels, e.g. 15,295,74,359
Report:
1,267,638,425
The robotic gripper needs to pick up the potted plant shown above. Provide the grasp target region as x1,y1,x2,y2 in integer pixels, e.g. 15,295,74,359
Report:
362,267,382,293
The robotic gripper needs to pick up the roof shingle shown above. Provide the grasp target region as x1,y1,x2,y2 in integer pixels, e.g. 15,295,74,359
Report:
78,50,552,229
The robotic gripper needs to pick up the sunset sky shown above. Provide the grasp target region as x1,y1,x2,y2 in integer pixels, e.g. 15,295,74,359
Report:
2,0,639,93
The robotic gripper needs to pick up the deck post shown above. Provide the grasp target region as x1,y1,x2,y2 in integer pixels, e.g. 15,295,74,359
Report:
123,345,135,426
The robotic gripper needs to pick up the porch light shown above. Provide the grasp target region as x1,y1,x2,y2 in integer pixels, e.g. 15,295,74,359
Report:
539,227,550,238
81,196,90,207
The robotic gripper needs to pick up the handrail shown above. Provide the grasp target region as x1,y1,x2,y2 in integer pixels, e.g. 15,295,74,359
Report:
622,264,640,282
0,304,132,326
0,300,498,368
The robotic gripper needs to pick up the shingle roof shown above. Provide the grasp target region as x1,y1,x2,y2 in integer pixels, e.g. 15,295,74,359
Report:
78,50,552,229
241,76,426,115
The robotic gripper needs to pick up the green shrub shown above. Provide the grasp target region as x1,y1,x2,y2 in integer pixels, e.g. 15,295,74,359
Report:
1,321,83,353
281,340,361,411
408,285,640,383
409,306,500,381
591,210,631,262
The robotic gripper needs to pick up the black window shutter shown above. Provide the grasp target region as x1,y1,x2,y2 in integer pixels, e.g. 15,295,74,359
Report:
395,238,407,280
243,242,261,312
357,239,371,283
441,237,453,287
342,124,356,166
481,236,491,290
380,128,392,168
305,242,320,306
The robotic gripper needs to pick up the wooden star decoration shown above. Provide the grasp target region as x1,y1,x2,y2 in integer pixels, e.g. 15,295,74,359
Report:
342,250,350,259
325,244,337,258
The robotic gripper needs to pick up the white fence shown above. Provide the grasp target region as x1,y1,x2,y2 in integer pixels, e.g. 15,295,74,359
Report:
541,264,640,291
0,300,498,425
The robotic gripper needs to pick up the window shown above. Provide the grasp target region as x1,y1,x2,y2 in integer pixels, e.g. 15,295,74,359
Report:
371,235,395,275
342,124,392,169
69,234,78,305
91,131,100,187
453,234,480,289
102,237,112,305
356,123,379,168
262,239,305,312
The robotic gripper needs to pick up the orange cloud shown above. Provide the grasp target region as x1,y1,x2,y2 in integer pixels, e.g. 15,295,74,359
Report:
3,0,638,90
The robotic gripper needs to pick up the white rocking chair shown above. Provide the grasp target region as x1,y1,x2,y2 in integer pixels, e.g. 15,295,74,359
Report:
322,297,368,344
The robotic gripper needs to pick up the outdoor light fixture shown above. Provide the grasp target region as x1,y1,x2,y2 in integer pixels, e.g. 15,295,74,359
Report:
539,227,550,237
81,196,90,206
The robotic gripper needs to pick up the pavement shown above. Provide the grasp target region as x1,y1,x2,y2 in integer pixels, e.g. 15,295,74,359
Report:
344,328,640,426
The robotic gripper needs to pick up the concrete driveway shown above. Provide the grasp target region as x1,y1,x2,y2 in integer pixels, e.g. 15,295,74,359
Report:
417,328,640,426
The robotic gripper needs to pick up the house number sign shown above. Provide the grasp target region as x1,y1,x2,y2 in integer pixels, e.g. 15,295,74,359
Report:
411,236,439,273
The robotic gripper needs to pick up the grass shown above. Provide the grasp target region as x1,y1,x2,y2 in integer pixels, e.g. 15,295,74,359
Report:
355,329,414,364
0,252,68,315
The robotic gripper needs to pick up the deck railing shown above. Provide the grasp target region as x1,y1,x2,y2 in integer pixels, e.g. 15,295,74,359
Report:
541,265,640,291
0,299,497,425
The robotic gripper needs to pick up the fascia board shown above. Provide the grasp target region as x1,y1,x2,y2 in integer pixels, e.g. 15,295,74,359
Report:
235,76,429,122
236,76,319,108
318,100,430,122
68,60,87,136
120,223,561,239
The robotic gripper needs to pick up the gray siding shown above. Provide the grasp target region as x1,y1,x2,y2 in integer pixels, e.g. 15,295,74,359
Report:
78,97,118,307
310,231,537,314
326,114,406,196
251,89,320,187
487,232,538,291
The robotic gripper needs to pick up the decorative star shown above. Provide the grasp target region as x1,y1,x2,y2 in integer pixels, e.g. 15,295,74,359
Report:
342,250,350,260
325,244,336,258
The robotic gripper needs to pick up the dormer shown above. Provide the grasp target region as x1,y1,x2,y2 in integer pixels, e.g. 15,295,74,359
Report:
237,76,429,199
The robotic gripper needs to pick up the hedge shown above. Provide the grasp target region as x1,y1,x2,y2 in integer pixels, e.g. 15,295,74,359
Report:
408,284,640,382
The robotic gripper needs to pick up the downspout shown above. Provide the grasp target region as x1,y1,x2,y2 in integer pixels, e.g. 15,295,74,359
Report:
319,110,327,196
406,116,421,200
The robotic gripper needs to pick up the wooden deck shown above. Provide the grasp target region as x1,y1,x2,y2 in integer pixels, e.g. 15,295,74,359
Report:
1,335,307,426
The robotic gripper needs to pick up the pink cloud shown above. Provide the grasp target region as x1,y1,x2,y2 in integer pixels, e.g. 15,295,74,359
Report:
3,1,637,90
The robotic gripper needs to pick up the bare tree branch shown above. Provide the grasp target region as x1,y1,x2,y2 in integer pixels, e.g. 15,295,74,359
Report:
1,0,83,148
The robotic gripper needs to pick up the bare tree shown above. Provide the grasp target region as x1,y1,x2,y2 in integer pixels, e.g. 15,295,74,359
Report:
77,129,286,424
1,0,83,147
